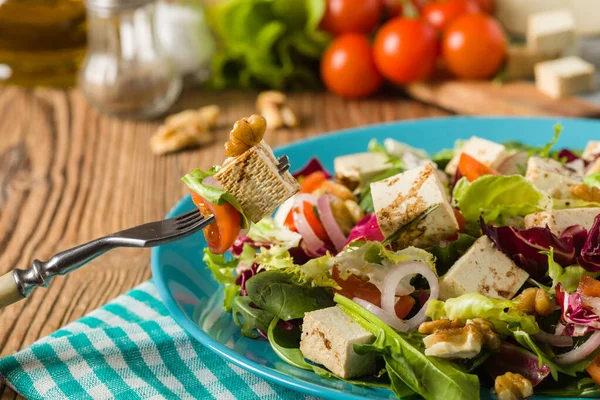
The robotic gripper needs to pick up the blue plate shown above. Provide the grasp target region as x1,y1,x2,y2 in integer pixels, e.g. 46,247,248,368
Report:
151,117,599,400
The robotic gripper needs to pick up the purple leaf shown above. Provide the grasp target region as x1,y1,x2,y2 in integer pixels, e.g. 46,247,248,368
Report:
558,149,581,163
484,342,551,386
578,215,600,272
554,283,600,336
292,158,332,180
345,213,385,245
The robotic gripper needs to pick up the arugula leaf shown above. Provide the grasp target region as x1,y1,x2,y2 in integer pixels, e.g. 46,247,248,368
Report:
336,294,480,400
537,377,600,398
232,296,274,338
245,271,334,320
427,234,477,276
182,168,249,229
203,249,240,311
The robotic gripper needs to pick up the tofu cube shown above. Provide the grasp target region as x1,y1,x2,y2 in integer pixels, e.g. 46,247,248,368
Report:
524,208,600,235
525,156,583,199
445,136,508,176
334,152,390,187
505,45,554,80
214,141,301,222
582,141,600,161
587,159,600,176
300,306,376,379
534,56,596,99
439,236,529,300
527,9,576,56
372,163,458,249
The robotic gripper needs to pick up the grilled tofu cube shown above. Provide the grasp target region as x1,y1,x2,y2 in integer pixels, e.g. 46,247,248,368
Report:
505,45,554,80
534,56,596,99
214,141,300,222
527,9,576,56
525,156,583,199
372,163,458,249
439,237,529,301
583,141,600,161
445,136,508,176
334,152,389,187
300,306,376,379
524,208,600,235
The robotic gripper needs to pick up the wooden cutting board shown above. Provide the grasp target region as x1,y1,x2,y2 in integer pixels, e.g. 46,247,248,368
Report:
405,80,600,118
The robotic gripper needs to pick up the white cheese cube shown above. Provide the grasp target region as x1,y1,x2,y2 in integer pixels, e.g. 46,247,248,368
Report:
582,141,600,161
423,324,483,359
527,9,576,56
445,136,508,176
534,56,596,99
524,208,600,235
372,163,458,249
587,159,600,176
439,237,529,300
300,306,376,379
525,156,583,199
334,152,389,184
505,45,554,80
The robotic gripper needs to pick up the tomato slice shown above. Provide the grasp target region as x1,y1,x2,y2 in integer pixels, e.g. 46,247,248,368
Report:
453,207,466,233
300,171,327,193
190,190,241,254
587,353,600,386
301,202,329,242
578,276,600,297
332,267,416,319
457,153,498,182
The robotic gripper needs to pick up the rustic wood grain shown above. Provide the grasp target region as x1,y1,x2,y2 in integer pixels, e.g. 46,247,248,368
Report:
0,87,449,399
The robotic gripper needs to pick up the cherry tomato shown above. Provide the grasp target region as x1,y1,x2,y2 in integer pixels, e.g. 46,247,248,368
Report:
321,34,383,98
190,190,241,254
473,0,494,13
321,0,383,35
285,201,330,243
300,171,327,193
422,0,480,33
457,153,498,182
332,267,416,318
442,13,507,79
452,207,466,233
373,18,439,85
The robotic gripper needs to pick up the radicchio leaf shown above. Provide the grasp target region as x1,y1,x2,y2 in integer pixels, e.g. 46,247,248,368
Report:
231,237,272,257
561,225,588,254
578,215,600,272
481,218,575,279
291,157,332,180
484,342,551,386
554,283,600,336
345,213,385,245
236,264,260,296
558,149,581,163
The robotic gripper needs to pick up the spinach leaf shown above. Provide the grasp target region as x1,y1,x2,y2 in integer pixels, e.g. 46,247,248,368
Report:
267,318,312,370
537,378,600,398
427,234,477,275
336,294,480,400
231,296,274,338
245,271,334,320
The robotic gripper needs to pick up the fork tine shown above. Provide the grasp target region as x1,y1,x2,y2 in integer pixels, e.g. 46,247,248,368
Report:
176,210,203,225
175,209,200,221
176,213,206,231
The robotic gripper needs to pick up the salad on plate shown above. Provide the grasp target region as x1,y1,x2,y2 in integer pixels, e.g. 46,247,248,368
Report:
183,117,600,399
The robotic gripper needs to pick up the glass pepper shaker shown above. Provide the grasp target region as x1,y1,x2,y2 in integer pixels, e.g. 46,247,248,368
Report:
79,0,182,119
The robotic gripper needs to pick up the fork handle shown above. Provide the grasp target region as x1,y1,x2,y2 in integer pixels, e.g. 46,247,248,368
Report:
0,271,24,309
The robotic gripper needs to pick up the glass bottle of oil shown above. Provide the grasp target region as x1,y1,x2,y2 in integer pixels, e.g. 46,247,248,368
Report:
0,0,87,88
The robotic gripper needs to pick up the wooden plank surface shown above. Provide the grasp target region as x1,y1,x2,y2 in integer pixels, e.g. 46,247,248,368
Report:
0,87,449,399
405,80,600,118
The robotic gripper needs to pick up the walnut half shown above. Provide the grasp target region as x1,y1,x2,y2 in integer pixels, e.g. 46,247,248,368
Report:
256,91,298,130
224,114,266,157
420,318,500,359
495,372,533,400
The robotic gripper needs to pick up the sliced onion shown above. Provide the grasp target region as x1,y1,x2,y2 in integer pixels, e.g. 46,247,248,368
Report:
274,197,295,226
582,294,600,316
556,330,600,364
381,262,440,331
353,298,408,332
533,330,574,347
202,176,223,190
317,195,347,252
497,151,528,175
292,194,326,255
293,193,318,206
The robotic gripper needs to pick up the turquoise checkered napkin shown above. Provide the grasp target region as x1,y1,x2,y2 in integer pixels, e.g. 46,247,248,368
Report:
0,281,317,400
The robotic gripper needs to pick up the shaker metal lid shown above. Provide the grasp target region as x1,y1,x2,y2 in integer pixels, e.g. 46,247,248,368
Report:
85,0,153,12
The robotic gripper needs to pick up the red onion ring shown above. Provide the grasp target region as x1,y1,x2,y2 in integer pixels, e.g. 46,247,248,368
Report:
533,330,574,348
381,262,440,331
293,194,326,255
317,195,347,252
555,330,600,364
353,298,408,332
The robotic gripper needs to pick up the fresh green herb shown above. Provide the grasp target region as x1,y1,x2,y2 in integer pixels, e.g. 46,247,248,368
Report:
336,294,480,400
232,296,274,338
585,173,600,189
427,234,477,276
537,123,563,158
206,0,330,90
245,271,334,321
182,167,249,229
383,205,440,246
203,249,240,311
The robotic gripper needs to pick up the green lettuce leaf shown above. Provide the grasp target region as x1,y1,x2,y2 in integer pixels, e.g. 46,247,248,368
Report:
452,175,551,224
427,234,477,276
544,248,591,293
426,293,539,336
509,326,559,380
247,217,302,249
206,0,330,90
181,167,249,229
336,294,480,400
585,173,600,189
203,249,240,311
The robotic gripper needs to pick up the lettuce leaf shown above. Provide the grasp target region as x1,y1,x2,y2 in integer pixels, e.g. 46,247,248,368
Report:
246,217,302,249
427,234,477,276
203,249,240,311
181,167,249,229
585,173,600,189
425,293,539,336
452,175,551,224
545,248,589,293
554,198,600,209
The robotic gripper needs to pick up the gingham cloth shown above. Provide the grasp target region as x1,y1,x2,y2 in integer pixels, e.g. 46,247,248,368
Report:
0,281,318,400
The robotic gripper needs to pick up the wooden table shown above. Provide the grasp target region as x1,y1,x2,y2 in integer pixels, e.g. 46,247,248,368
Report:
0,87,449,399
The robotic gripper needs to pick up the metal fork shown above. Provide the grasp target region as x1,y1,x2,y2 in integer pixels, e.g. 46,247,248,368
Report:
0,155,291,309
